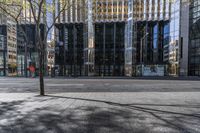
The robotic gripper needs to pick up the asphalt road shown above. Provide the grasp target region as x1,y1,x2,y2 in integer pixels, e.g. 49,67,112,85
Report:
0,77,200,133
0,77,200,93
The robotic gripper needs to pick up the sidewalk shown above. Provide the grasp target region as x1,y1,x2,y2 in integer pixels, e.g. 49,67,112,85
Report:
0,92,200,133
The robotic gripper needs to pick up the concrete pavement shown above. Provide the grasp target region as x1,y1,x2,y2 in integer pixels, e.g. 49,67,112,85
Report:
0,77,200,133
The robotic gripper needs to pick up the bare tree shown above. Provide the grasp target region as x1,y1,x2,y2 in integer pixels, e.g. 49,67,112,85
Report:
27,0,73,95
0,0,73,95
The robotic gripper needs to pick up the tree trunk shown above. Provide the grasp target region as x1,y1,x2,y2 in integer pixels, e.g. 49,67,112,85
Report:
39,71,44,95
39,50,45,95
36,23,45,96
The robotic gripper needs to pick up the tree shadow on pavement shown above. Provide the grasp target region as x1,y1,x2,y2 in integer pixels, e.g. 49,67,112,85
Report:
0,101,24,116
0,95,200,133
44,95,200,133
0,105,148,133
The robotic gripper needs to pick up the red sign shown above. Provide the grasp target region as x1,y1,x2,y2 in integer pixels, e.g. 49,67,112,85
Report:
29,66,35,72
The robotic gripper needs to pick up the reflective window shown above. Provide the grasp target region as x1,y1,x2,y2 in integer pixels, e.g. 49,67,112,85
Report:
189,0,200,76
153,24,158,49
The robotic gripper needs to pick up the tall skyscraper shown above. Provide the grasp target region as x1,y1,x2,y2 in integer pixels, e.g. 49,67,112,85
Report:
0,12,18,76
0,0,46,76
0,0,191,77
189,0,200,76
0,13,7,76
55,0,186,77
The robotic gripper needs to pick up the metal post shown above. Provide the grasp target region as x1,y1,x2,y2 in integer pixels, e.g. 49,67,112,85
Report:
144,22,148,63
21,56,23,76
140,38,143,64
63,25,66,76
113,23,116,76
103,23,106,76
73,24,77,77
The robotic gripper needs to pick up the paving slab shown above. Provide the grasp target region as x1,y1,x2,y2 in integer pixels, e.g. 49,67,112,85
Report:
0,78,200,133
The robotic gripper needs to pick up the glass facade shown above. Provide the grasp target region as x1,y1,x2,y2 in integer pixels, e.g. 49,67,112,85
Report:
135,21,169,64
0,26,6,76
95,22,125,76
168,0,181,76
163,23,170,63
132,0,170,21
17,24,38,77
84,0,95,76
94,0,128,21
0,0,193,77
0,23,43,77
125,0,134,76
55,23,84,76
6,21,17,76
189,0,200,76
54,0,173,77
0,0,45,77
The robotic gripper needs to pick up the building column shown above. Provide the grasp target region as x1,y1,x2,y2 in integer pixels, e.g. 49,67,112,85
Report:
84,0,95,76
180,1,189,76
124,0,134,76
143,22,148,63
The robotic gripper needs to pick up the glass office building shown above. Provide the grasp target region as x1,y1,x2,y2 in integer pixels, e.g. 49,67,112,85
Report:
17,24,38,77
0,25,6,76
0,16,18,76
54,0,189,77
189,0,200,76
168,1,180,75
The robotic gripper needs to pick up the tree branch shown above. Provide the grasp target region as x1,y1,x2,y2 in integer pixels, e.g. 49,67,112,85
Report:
45,1,70,37
27,0,37,23
0,1,29,40
37,0,45,24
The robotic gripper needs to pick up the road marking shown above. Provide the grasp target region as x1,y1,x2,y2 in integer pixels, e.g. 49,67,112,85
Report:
0,82,36,85
46,84,85,87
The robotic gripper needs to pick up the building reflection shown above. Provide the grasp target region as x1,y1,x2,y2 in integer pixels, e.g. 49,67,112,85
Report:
189,0,200,76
